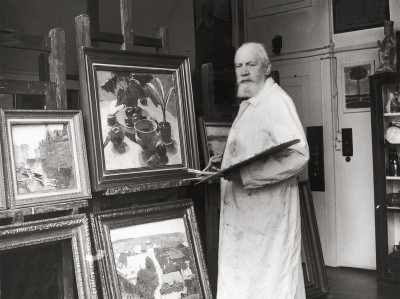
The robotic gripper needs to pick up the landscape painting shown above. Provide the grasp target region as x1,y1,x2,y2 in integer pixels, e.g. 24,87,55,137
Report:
1,110,91,207
110,218,201,299
343,62,372,113
11,123,77,196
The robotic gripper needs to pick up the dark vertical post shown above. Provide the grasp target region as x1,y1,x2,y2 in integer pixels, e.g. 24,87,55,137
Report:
201,63,215,118
57,241,74,299
158,26,169,54
49,28,67,109
120,0,134,51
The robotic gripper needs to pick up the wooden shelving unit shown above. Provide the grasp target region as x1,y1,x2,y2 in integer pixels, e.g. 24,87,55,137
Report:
370,72,400,284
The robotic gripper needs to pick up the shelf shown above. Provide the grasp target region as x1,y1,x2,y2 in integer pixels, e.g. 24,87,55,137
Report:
371,72,400,285
387,206,400,212
0,199,88,221
385,142,400,148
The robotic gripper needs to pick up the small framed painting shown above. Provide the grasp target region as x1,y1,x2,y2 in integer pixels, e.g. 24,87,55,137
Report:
342,62,373,113
0,110,91,208
198,117,232,170
82,48,199,191
90,199,212,299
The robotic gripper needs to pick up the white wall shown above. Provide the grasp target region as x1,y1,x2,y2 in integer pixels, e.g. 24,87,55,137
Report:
246,0,329,54
274,58,328,257
243,0,400,269
333,48,378,269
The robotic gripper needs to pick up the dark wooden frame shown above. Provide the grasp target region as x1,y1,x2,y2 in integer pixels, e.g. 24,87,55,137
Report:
82,48,199,192
197,117,233,167
0,110,91,208
0,214,98,298
298,181,330,298
332,0,389,34
369,72,400,284
90,199,212,299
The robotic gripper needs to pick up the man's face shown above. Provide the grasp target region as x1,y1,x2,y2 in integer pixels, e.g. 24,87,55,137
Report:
235,45,270,98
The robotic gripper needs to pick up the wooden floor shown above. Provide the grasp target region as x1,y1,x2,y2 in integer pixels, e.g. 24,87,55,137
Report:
327,267,400,299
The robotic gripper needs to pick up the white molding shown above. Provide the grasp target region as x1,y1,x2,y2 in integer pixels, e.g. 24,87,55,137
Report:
247,0,312,19
321,58,338,267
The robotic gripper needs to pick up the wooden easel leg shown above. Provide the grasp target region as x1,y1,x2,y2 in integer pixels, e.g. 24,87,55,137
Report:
0,254,2,299
57,240,74,299
205,183,220,297
12,210,24,224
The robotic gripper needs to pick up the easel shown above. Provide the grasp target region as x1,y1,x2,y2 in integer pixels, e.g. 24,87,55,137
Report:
0,26,82,298
0,25,66,110
200,62,237,296
74,0,198,216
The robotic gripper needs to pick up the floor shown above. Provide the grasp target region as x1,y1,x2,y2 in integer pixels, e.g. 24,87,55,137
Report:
327,267,400,299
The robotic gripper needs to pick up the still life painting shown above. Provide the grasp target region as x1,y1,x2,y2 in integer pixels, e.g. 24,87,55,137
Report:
98,70,181,170
91,200,212,299
84,49,199,191
1,110,91,207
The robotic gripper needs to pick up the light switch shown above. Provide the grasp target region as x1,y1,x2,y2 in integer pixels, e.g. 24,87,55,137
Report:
342,128,353,157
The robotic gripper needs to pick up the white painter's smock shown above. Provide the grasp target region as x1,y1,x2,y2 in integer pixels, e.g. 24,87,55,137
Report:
217,78,309,299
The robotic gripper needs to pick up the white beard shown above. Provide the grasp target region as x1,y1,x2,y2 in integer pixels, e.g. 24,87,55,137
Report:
237,82,263,98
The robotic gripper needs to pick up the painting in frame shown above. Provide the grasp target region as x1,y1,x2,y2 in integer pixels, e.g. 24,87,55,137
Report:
83,48,200,192
198,117,233,170
298,180,330,298
342,61,373,113
0,214,98,298
333,0,389,34
0,110,91,208
90,199,212,299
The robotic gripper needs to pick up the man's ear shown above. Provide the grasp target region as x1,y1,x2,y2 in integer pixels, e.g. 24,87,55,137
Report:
265,61,272,76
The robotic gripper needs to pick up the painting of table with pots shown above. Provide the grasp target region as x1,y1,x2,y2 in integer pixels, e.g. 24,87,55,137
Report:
83,49,199,191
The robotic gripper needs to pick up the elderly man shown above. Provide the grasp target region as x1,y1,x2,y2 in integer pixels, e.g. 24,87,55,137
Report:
217,42,309,298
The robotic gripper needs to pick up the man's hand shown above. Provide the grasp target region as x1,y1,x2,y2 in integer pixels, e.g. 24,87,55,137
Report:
204,154,223,172
209,154,223,163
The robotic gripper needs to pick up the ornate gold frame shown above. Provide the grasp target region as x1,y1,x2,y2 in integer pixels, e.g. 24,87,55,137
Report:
0,214,98,298
90,199,212,299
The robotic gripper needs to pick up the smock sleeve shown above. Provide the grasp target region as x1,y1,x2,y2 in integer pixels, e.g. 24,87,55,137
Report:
239,93,309,189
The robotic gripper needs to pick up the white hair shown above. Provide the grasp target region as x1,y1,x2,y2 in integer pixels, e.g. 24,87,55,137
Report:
237,42,270,67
